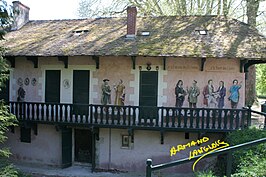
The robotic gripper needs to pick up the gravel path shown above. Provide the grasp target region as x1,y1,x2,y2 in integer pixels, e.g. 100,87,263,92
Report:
16,163,194,177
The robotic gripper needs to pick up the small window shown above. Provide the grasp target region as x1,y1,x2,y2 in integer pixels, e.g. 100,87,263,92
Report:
20,127,31,143
185,132,190,139
73,30,89,36
196,30,208,35
121,135,130,148
141,31,150,36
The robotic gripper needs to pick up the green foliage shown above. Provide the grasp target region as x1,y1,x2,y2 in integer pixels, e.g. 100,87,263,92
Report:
0,164,18,177
195,170,217,177
256,64,266,96
226,128,266,174
232,154,266,177
0,1,19,177
214,128,266,176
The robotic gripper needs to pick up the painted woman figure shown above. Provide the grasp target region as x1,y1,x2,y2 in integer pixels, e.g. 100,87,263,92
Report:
229,79,242,109
216,81,226,109
101,79,111,105
114,79,125,106
187,80,200,108
175,80,187,107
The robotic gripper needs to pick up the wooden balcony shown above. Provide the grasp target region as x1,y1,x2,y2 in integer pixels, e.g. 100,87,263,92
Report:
9,101,251,132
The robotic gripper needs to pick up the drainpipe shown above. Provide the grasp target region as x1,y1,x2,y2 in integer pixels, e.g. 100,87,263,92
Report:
108,128,111,169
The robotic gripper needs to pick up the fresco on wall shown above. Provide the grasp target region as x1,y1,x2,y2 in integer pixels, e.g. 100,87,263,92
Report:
24,78,30,86
17,78,23,86
17,86,25,102
114,79,125,106
187,80,200,108
202,79,218,108
228,79,242,109
216,81,226,109
63,79,70,89
101,79,111,105
173,78,242,109
175,80,187,108
31,78,37,86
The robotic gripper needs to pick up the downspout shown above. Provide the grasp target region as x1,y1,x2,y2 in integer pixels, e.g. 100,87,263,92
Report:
108,128,111,169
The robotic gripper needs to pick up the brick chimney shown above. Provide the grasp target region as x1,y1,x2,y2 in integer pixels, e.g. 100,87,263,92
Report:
11,1,30,30
126,6,137,38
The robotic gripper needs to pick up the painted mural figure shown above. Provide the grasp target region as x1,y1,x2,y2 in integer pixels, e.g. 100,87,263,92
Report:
114,79,125,106
101,79,111,105
203,79,218,107
187,80,200,108
228,79,242,109
175,80,187,107
17,86,26,102
216,81,226,109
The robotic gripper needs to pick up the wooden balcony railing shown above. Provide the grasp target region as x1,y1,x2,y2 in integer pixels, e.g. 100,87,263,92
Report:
8,101,251,132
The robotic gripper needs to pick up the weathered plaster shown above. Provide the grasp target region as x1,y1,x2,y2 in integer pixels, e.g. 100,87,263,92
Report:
97,128,223,172
4,125,61,166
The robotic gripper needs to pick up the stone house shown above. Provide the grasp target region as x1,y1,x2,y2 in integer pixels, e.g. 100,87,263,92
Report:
1,1,266,173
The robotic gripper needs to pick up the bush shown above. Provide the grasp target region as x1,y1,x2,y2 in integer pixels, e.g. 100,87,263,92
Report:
214,127,266,176
232,155,266,177
195,170,217,177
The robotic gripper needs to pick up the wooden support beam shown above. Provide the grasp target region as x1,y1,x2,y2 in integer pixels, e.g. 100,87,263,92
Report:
92,56,99,69
200,58,206,71
244,60,266,72
6,56,15,68
26,56,38,68
240,59,248,73
58,56,68,68
163,57,166,70
131,56,136,70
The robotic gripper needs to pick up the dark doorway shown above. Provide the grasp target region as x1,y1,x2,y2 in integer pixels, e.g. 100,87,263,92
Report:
139,71,158,123
74,129,92,163
73,70,90,114
45,70,60,103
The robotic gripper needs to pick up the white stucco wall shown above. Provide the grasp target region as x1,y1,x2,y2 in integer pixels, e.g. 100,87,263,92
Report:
96,128,224,172
4,124,61,166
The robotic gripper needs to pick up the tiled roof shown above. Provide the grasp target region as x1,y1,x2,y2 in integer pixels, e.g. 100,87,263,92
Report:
2,16,266,59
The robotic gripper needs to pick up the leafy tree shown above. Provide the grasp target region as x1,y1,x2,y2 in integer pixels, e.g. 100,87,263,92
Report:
256,64,266,96
0,0,18,176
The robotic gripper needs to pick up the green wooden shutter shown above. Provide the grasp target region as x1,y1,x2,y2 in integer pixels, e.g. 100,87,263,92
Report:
45,70,60,103
73,70,89,114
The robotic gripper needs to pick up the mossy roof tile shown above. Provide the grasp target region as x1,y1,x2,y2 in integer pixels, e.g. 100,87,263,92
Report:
1,16,265,59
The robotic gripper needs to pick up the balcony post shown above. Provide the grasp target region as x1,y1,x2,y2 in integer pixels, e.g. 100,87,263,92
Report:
226,150,233,177
261,101,266,130
247,105,252,127
146,159,152,177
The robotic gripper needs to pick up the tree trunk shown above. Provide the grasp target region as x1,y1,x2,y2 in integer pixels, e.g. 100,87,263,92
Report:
245,0,260,106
